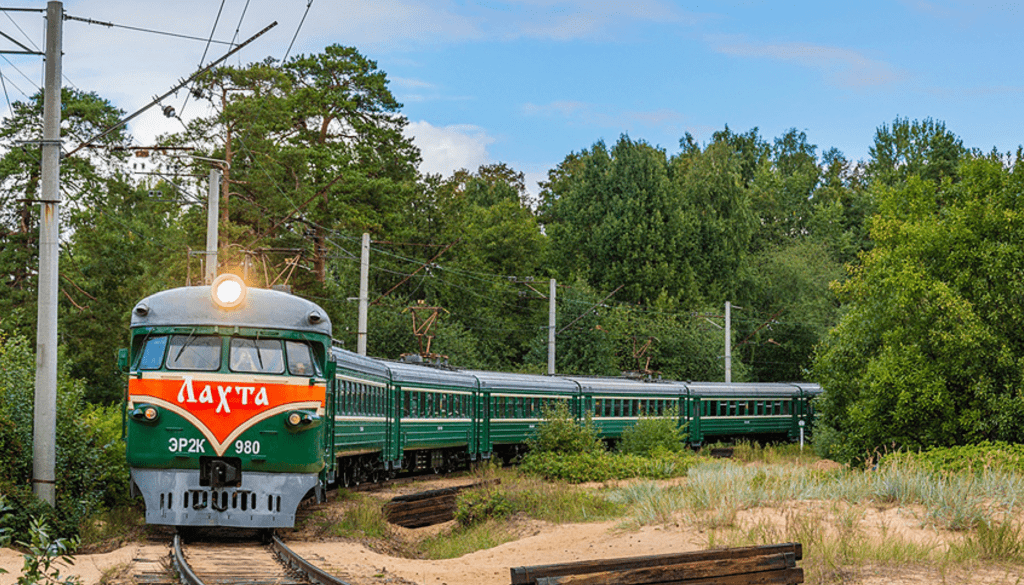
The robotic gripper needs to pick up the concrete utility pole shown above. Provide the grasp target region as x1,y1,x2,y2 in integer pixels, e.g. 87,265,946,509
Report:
724,301,732,384
204,168,220,284
547,279,556,375
33,0,62,507
357,233,369,355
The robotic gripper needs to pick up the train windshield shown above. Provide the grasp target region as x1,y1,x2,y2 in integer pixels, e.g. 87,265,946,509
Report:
166,335,222,371
229,338,285,374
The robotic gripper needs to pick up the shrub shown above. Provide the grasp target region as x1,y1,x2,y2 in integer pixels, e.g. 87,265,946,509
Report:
454,488,516,526
519,450,693,483
619,407,686,456
526,401,603,455
0,333,131,543
881,441,1024,475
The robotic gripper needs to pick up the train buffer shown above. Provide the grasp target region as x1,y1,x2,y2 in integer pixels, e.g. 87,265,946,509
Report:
510,542,804,585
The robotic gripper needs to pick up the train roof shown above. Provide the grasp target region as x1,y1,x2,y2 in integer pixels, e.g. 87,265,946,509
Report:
130,286,331,337
332,347,391,381
684,381,815,397
461,370,581,394
565,375,682,396
381,360,478,389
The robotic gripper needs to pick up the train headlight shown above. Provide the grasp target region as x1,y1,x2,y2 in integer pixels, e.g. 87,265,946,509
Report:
211,274,247,309
130,404,160,423
285,410,321,430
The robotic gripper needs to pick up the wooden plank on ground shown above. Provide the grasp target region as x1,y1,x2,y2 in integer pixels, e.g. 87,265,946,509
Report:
533,553,797,585
510,543,802,585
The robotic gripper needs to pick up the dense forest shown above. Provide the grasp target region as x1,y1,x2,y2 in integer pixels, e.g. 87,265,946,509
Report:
3,44,1024,467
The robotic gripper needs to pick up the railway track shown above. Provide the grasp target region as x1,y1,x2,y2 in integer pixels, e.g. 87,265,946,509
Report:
171,533,350,585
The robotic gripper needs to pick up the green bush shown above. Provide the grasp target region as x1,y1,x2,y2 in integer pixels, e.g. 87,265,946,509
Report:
881,441,1024,475
519,451,694,483
454,488,516,526
0,333,131,543
526,401,603,455
619,407,687,456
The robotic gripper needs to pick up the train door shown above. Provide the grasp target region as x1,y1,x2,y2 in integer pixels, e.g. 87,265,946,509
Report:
478,390,491,457
322,358,337,481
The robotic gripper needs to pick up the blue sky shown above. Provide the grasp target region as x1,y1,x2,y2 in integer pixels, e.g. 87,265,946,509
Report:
5,1,1024,195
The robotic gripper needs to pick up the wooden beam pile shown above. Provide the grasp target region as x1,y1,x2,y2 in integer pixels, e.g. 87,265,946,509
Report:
510,542,803,585
383,479,500,528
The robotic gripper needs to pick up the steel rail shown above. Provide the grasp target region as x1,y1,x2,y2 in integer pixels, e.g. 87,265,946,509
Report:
271,535,352,585
172,533,204,585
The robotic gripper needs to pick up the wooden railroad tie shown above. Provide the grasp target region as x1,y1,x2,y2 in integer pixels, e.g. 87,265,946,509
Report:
383,479,500,528
510,542,803,585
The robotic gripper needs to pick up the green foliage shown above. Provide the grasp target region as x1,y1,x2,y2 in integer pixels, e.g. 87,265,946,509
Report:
0,334,131,542
619,407,687,456
519,451,694,483
881,442,1024,475
454,488,516,526
866,117,966,186
418,518,516,560
526,401,603,455
813,154,1024,462
330,495,389,539
13,518,82,585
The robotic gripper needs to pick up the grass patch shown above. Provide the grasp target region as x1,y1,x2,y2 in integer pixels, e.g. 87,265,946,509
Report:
303,492,390,540
457,468,626,526
418,518,518,559
76,505,148,553
725,439,820,465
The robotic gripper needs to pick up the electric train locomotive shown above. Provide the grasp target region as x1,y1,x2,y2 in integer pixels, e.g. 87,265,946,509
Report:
122,278,821,528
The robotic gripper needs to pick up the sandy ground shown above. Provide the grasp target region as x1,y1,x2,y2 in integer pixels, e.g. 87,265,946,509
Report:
2,475,1022,585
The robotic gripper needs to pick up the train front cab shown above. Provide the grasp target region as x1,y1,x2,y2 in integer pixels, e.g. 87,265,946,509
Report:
124,284,332,528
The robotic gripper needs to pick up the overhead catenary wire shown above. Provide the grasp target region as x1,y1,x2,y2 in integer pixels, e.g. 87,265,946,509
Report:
282,0,314,61
178,0,228,119
63,14,234,45
229,0,253,49
66,20,277,157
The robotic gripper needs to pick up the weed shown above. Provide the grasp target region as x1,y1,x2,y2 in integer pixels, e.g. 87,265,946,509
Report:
418,519,516,559
320,495,389,540
953,517,1024,562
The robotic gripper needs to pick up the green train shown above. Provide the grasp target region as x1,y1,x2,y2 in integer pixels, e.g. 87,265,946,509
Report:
122,278,821,528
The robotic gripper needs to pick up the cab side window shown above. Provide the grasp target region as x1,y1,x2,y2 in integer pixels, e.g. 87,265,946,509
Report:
137,335,168,370
286,340,320,376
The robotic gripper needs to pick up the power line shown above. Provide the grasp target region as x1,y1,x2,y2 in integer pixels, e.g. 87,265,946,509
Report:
282,0,314,61
0,69,11,112
64,14,234,46
229,0,253,48
0,53,38,93
178,0,228,119
3,7,38,51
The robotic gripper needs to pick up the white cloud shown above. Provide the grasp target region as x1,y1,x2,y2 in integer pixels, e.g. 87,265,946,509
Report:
404,121,494,177
710,38,900,88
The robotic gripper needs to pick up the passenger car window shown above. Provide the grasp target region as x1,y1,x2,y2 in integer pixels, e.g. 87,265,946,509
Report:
229,338,284,373
166,335,222,371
